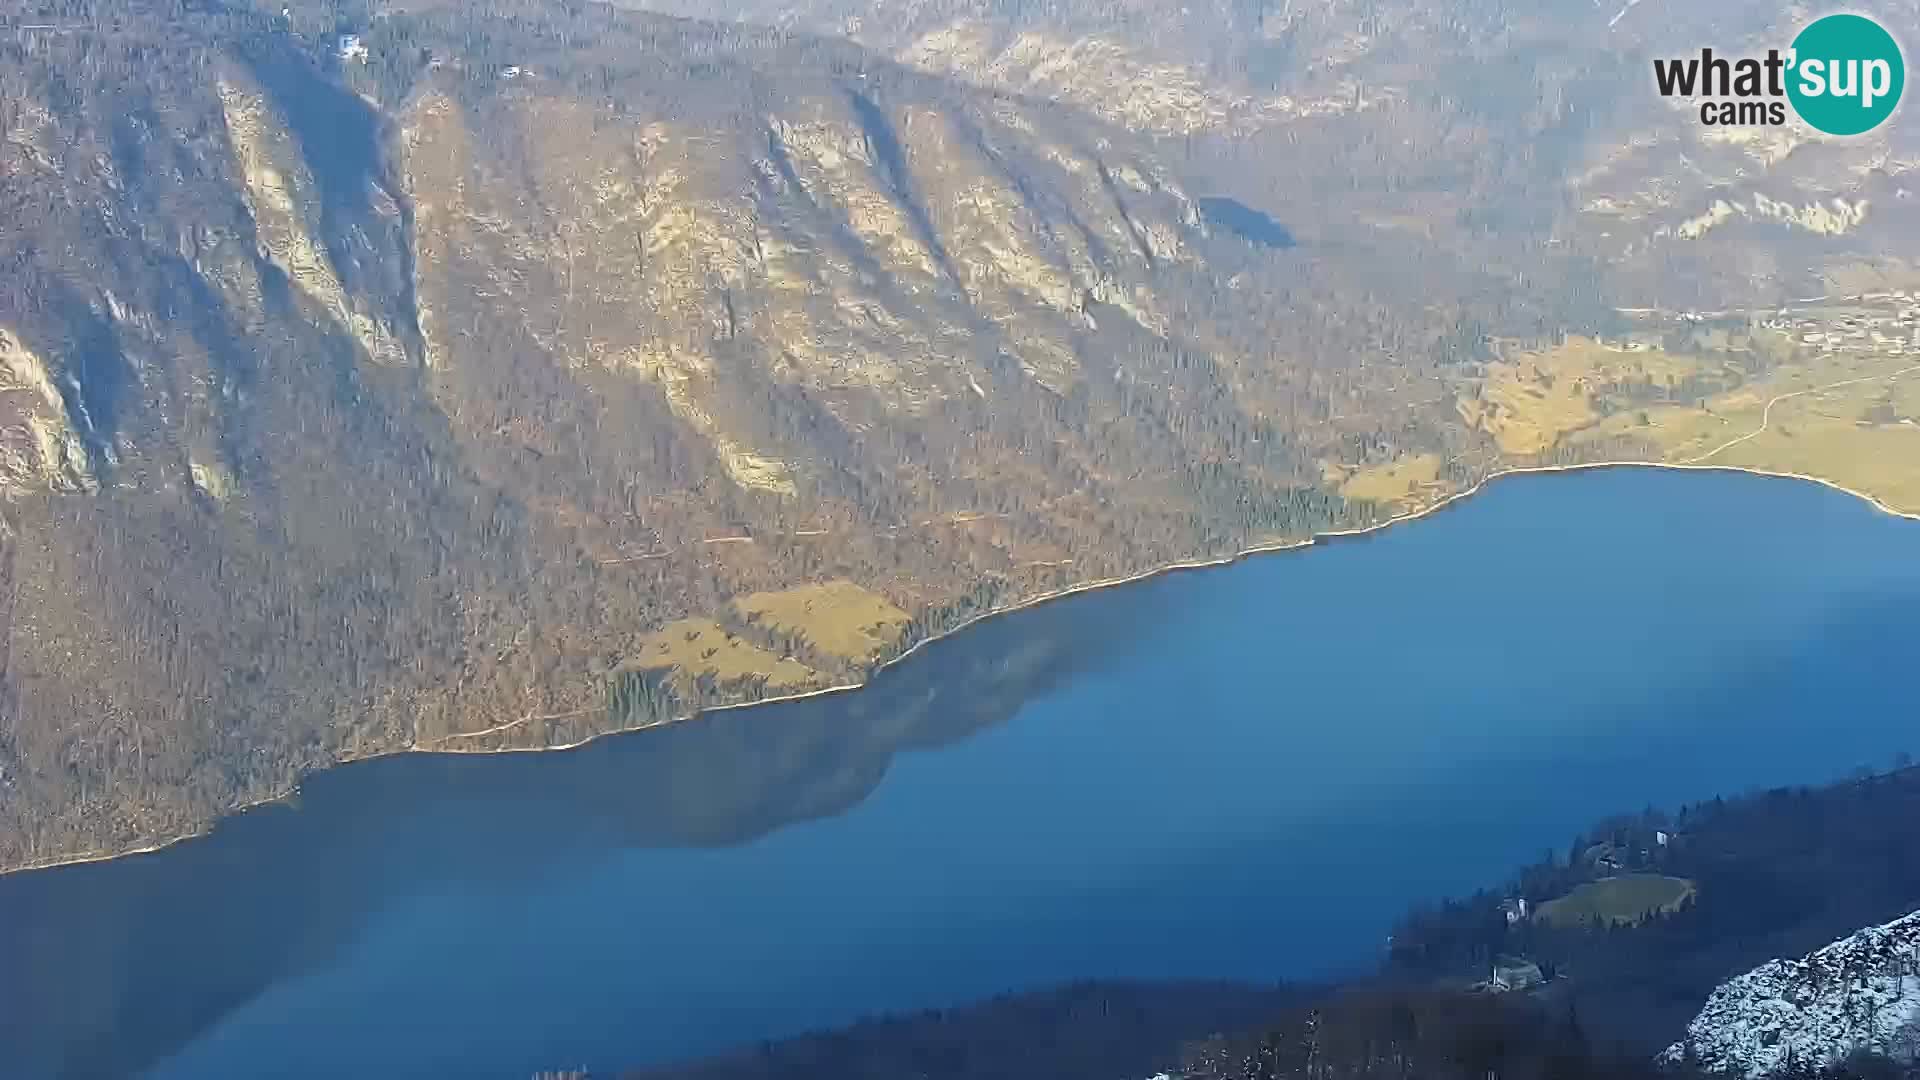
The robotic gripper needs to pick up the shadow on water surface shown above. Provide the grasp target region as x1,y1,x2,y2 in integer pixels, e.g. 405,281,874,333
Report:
0,596,1142,1080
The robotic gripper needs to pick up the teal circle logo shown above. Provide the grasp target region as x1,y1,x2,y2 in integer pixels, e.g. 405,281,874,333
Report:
1787,14,1905,135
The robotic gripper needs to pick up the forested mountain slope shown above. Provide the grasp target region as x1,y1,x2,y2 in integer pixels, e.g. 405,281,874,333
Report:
1,0,1918,870
0,0,1458,869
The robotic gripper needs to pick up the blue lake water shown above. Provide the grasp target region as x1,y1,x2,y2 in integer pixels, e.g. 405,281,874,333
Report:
3,468,1918,1079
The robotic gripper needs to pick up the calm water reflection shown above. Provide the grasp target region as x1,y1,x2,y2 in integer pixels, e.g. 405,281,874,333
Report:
3,468,1917,1079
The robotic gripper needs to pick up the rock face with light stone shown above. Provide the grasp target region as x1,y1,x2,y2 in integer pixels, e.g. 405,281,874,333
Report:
1663,910,1920,1077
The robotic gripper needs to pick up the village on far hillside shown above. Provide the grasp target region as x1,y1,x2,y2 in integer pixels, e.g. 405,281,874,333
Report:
1610,291,1920,358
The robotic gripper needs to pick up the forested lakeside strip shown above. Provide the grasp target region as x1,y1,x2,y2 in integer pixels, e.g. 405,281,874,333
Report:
5,460,1915,878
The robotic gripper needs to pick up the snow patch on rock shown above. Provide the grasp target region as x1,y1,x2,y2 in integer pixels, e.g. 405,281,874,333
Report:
1662,910,1920,1077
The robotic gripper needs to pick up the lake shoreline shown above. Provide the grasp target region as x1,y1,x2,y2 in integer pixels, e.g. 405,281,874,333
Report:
6,458,1915,879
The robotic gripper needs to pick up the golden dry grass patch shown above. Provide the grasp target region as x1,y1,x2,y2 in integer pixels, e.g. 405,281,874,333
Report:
1337,453,1444,508
632,617,819,689
732,579,911,663
1573,352,1920,513
1579,399,1751,460
1709,401,1920,513
1461,337,1711,456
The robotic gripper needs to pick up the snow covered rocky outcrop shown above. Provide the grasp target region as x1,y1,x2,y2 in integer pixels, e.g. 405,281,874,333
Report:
1662,910,1920,1077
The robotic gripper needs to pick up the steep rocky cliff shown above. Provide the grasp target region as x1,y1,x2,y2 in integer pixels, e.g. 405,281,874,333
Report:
1664,910,1920,1077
